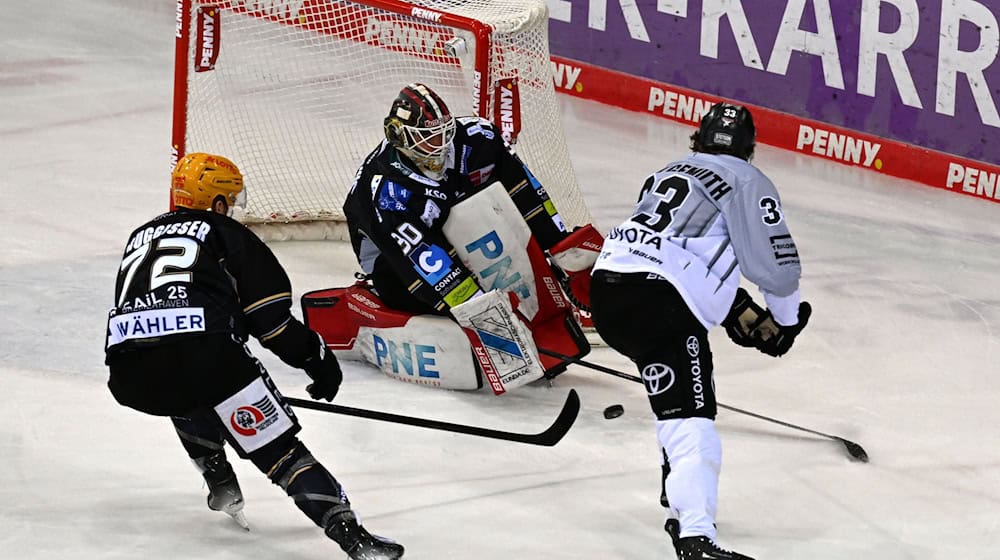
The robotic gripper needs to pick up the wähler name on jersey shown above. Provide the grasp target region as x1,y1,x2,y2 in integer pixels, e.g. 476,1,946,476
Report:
107,308,206,346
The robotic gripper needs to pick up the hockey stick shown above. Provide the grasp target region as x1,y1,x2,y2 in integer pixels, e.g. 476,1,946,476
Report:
538,348,869,462
284,389,580,447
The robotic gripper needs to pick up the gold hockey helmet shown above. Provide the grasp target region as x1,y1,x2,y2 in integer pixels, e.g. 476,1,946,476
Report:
171,152,244,211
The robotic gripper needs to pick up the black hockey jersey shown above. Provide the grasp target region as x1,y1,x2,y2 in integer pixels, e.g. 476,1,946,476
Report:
105,208,307,363
343,116,568,312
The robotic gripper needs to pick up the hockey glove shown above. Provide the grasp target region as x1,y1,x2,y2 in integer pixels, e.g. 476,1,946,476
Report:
721,288,767,348
302,333,343,402
751,302,812,358
547,224,604,311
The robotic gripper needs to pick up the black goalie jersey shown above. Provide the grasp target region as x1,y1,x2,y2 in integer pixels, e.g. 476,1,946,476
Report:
105,208,297,358
343,116,568,312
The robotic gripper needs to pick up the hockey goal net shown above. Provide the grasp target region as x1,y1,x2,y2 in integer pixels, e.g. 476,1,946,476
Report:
172,0,591,239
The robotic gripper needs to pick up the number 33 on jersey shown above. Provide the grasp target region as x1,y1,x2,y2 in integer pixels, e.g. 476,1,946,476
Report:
595,152,801,328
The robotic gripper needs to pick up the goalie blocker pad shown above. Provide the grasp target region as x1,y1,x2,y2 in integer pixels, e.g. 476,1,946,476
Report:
451,289,545,395
302,284,482,391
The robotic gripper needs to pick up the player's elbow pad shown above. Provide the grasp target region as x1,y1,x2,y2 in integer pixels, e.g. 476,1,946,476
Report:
259,318,316,368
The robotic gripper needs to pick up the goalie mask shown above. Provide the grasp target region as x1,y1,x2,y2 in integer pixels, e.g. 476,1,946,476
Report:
384,83,456,180
171,152,245,215
692,103,756,161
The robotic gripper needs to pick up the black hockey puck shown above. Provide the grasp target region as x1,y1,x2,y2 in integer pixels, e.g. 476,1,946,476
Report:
603,404,624,419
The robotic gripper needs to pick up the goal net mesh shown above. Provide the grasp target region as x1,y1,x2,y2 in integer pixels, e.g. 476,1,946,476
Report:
175,0,591,237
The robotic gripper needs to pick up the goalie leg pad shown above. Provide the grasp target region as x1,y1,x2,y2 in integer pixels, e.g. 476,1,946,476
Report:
443,182,539,318
302,284,481,390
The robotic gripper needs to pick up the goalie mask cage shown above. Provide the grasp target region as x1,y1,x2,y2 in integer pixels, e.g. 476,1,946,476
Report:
172,0,591,239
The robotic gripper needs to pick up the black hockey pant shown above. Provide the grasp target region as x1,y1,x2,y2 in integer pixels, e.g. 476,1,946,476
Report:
589,270,718,421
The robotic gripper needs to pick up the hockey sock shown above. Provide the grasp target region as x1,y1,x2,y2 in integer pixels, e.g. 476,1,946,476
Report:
172,413,226,459
251,439,349,527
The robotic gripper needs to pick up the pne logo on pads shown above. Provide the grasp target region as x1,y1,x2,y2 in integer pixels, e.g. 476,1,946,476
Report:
373,335,440,379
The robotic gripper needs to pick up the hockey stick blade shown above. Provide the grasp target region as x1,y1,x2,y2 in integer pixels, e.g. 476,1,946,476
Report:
538,347,869,462
284,389,580,447
839,438,869,463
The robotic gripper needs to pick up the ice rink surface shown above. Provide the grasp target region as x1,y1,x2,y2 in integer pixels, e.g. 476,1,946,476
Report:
2,2,998,558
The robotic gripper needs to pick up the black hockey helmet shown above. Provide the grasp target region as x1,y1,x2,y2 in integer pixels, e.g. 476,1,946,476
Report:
383,84,456,176
692,102,756,161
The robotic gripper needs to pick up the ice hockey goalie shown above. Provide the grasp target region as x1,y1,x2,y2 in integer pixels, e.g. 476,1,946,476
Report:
303,182,599,395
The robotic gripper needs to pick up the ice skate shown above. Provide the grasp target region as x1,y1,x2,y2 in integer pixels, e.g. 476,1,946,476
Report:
676,536,754,560
196,452,249,531
664,511,680,554
325,508,404,560
660,461,680,554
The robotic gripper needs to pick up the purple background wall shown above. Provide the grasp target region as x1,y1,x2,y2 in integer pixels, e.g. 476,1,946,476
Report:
547,0,1000,165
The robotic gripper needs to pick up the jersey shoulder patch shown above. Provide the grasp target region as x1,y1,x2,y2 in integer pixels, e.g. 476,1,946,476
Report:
456,116,498,141
377,180,413,212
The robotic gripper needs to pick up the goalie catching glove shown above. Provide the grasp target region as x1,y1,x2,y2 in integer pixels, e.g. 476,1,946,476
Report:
547,224,604,311
301,332,343,401
722,288,812,357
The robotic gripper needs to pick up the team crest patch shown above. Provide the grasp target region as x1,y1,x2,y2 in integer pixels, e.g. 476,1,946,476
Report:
230,396,280,436
215,378,295,453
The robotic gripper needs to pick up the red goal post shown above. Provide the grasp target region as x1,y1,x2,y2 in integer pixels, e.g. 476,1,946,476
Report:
171,0,591,240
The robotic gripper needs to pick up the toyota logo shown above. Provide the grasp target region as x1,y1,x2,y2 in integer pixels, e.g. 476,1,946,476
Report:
686,336,700,357
642,362,675,395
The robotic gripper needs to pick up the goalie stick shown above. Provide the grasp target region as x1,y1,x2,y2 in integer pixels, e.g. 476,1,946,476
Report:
537,348,869,462
284,389,580,447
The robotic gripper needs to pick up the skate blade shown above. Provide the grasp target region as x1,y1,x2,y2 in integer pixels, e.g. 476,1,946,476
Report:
228,510,250,531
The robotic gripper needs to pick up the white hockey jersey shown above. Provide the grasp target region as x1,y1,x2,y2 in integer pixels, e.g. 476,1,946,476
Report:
594,152,801,328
